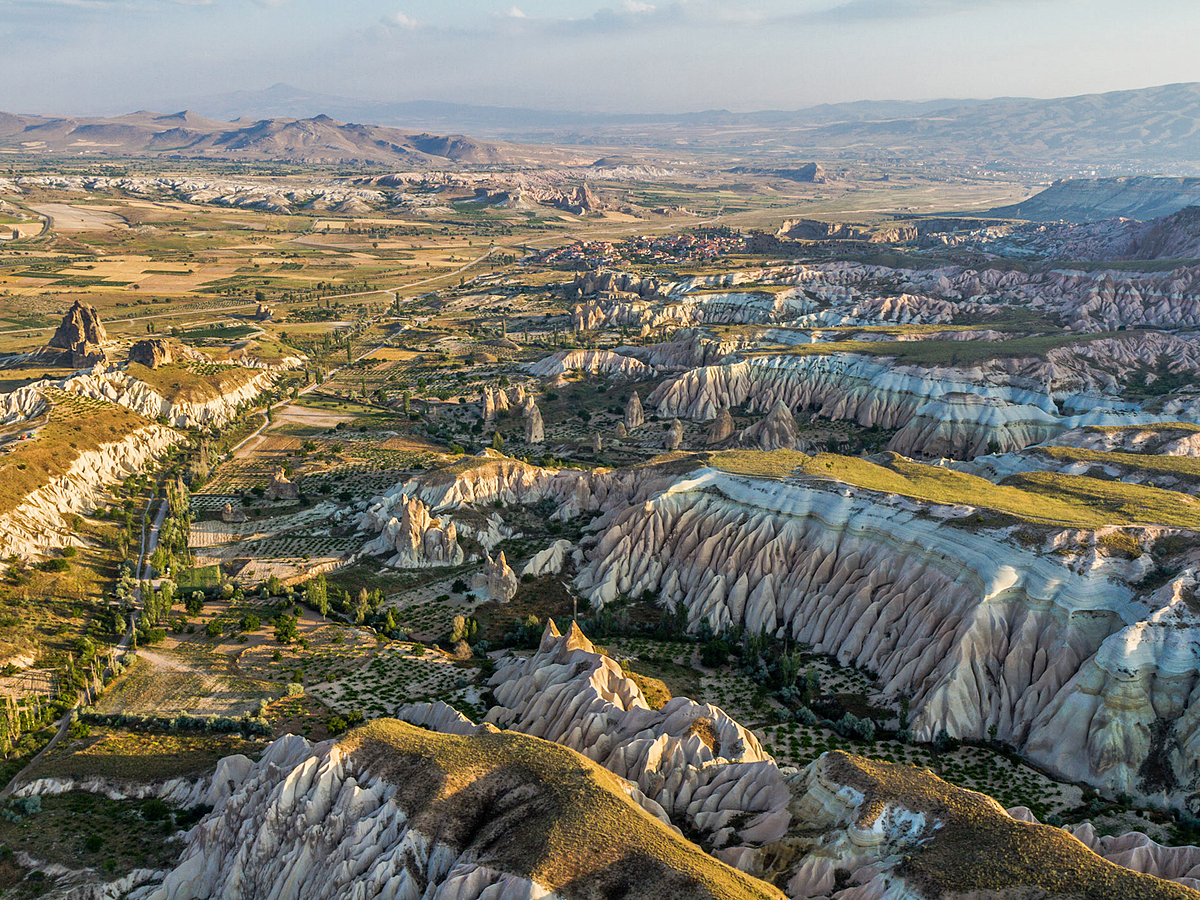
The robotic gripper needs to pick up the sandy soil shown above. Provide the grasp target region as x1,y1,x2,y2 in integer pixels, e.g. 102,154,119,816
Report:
30,203,125,232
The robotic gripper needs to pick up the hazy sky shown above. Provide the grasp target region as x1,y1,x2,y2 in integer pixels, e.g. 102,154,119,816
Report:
3,0,1200,115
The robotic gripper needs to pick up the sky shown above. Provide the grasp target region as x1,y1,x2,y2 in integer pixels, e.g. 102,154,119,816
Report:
2,0,1200,116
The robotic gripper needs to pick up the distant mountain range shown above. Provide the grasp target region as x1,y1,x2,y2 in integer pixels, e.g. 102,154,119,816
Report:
157,81,1200,174
7,82,1200,174
157,82,989,133
0,108,574,167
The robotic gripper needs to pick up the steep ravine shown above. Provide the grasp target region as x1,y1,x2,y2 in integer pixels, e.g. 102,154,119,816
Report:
572,467,1199,807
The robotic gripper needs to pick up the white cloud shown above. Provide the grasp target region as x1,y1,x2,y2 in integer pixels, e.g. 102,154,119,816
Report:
384,10,416,28
503,6,527,17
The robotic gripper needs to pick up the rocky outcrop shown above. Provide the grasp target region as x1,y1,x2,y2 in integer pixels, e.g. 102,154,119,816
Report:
521,539,574,578
523,399,544,444
43,367,281,429
265,467,300,501
481,384,526,421
476,550,517,602
0,423,180,559
648,344,1200,460
13,752,256,812
360,493,464,568
625,391,645,430
486,622,788,854
128,339,172,369
401,451,687,524
48,299,107,367
770,753,1196,900
706,409,736,444
221,501,246,524
735,400,801,451
665,417,685,450
889,392,1062,458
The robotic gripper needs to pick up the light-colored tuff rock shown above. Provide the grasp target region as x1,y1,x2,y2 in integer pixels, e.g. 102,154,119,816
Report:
53,367,282,429
665,417,685,450
481,385,524,421
890,392,1062,458
529,349,653,379
625,391,646,430
143,733,556,900
572,466,1200,806
485,622,790,853
1068,821,1200,889
521,539,574,578
395,700,482,736
590,432,602,453
141,722,781,900
14,752,257,811
736,400,802,451
616,421,628,439
128,338,173,369
707,408,736,444
524,399,544,444
476,550,517,602
424,620,1196,899
0,423,180,559
648,337,1200,459
360,493,464,568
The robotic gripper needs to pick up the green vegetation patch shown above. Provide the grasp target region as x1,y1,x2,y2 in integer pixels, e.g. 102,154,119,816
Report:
1038,445,1200,481
343,719,783,900
825,753,1195,899
176,565,223,591
0,792,188,887
25,727,264,783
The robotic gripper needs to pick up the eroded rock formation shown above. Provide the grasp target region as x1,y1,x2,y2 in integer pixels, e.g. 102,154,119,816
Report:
665,417,685,450
48,299,107,366
707,408,736,444
143,724,779,900
360,493,464,568
736,400,801,450
477,550,517,602
0,424,180,559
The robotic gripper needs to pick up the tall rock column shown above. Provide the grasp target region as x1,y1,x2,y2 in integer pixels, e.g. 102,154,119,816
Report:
524,398,545,444
625,392,645,431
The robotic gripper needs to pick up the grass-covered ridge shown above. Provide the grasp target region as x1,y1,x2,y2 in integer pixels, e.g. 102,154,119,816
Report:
705,450,1200,529
342,719,783,900
825,752,1196,899
1038,445,1200,482
0,391,158,517
128,361,261,404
